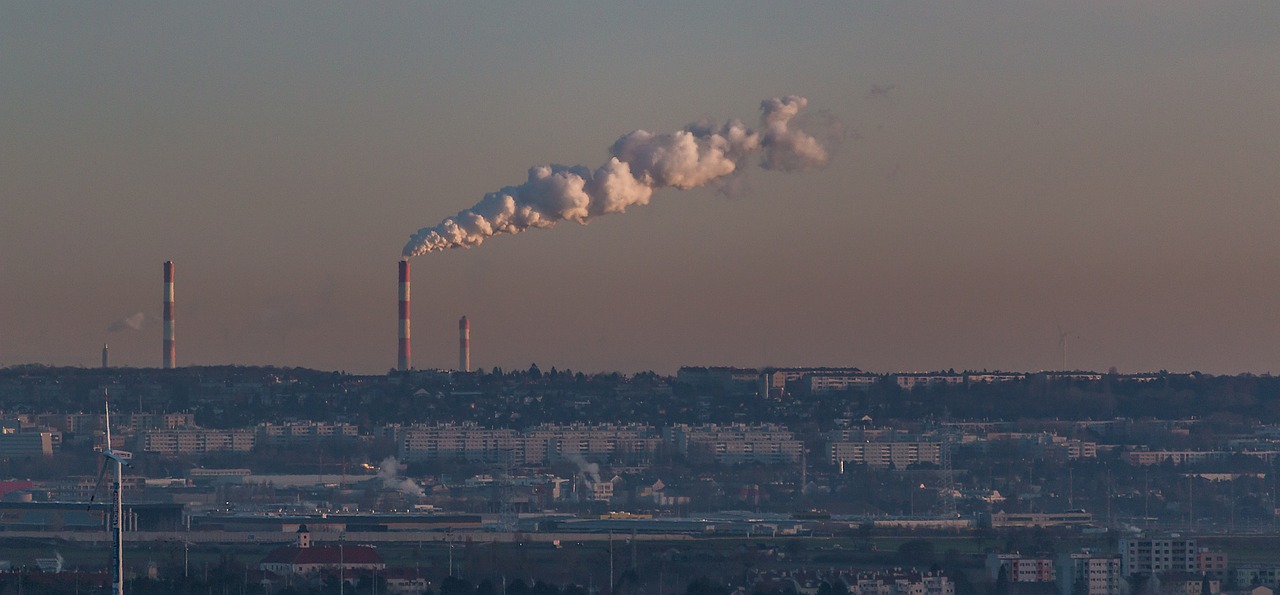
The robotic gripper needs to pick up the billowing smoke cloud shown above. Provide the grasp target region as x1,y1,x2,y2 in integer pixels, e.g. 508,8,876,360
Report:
107,313,146,333
403,96,831,257
563,452,601,488
377,456,424,498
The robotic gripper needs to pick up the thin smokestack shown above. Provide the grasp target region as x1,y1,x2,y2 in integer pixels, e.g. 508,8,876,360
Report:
163,261,175,369
398,260,411,371
102,344,109,369
459,316,470,372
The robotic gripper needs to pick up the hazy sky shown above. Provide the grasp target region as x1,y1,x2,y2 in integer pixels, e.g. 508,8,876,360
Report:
3,2,1279,375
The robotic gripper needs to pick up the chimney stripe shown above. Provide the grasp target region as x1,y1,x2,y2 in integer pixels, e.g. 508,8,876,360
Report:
397,260,411,371
163,261,176,369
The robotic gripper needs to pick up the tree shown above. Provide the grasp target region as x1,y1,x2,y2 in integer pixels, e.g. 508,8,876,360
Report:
1071,570,1089,595
816,581,850,595
531,580,561,595
442,576,475,595
686,578,731,595
898,539,936,566
507,579,531,595
995,566,1010,595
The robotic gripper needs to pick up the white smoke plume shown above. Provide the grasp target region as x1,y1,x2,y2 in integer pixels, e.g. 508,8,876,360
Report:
107,312,146,333
377,456,425,498
403,96,831,257
563,452,601,488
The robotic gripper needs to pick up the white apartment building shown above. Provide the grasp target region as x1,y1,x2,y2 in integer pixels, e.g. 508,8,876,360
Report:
896,373,965,390
831,441,943,469
397,423,522,463
257,422,359,446
807,372,881,394
1234,565,1280,590
985,433,1097,460
397,423,662,466
125,413,195,431
665,423,802,465
1057,551,1122,595
0,431,54,457
965,372,1026,384
523,423,661,464
986,553,1056,583
1119,538,1198,576
139,428,256,456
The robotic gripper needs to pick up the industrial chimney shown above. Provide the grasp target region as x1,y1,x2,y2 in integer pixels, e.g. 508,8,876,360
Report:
398,260,411,371
102,344,109,369
163,261,175,369
459,316,470,372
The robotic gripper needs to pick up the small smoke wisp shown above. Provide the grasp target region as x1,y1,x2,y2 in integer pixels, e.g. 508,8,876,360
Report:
107,313,146,333
404,96,833,257
377,456,424,498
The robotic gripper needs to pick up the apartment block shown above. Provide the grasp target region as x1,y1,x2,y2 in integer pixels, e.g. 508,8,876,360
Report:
0,431,54,457
138,428,256,456
1119,538,1198,576
257,422,359,447
1057,551,1122,595
665,423,802,465
986,553,1056,583
831,441,943,469
524,423,661,465
398,423,522,463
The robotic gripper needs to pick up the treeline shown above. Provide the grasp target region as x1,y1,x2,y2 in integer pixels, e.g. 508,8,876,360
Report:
836,373,1280,423
9,366,1280,427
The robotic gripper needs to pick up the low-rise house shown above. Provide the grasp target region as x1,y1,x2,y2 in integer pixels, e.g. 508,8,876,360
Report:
260,526,385,578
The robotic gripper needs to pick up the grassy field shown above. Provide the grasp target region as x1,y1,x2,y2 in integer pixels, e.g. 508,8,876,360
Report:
2,532,1276,585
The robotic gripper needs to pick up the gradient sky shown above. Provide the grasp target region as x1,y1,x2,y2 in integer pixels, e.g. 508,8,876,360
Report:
3,2,1279,375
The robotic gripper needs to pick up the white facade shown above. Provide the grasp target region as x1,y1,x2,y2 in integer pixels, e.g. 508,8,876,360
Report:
257,422,359,446
665,423,802,464
831,441,942,469
987,553,1056,583
1057,552,1122,595
807,373,880,394
398,423,521,463
139,428,255,455
1119,538,1198,576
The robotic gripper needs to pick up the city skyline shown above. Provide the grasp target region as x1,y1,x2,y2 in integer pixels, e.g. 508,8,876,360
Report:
3,3,1279,375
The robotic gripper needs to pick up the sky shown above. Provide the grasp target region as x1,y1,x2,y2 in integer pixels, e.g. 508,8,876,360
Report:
2,2,1279,375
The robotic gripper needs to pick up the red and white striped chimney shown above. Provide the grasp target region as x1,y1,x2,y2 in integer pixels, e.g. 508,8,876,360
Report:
459,316,470,372
163,261,175,369
398,260,411,371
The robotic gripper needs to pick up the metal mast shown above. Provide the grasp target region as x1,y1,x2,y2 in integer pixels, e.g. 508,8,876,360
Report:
90,390,131,595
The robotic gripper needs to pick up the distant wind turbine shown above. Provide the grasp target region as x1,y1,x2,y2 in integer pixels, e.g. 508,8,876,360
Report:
1053,318,1078,371
89,389,132,595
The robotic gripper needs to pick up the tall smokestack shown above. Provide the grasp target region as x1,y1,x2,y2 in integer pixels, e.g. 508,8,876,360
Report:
102,344,109,369
459,316,470,372
163,261,175,369
398,260,411,371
